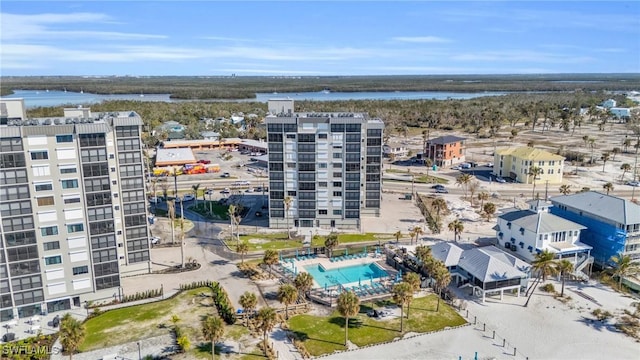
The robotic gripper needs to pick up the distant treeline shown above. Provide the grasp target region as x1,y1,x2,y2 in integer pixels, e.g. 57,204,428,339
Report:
3,74,640,99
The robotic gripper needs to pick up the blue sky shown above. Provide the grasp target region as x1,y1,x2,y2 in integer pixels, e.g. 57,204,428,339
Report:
1,1,639,76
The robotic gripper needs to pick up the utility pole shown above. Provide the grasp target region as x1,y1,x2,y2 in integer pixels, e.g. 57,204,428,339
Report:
544,180,549,200
633,135,639,201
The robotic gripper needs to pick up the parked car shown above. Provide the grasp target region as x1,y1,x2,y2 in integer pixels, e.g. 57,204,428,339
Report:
431,184,445,190
148,196,161,203
150,236,161,245
451,166,462,170
435,188,449,194
221,172,230,178
204,189,214,195
221,188,230,194
245,187,254,193
495,176,507,183
182,194,195,202
197,159,211,164
626,181,640,187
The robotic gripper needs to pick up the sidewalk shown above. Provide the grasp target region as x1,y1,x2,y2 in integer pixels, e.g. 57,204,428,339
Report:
270,326,303,360
50,334,177,360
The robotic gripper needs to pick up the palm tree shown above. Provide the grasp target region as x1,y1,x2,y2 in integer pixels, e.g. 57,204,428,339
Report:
59,314,86,360
167,199,176,245
601,152,610,172
336,290,360,346
477,191,489,209
610,254,640,288
455,173,472,198
294,272,314,301
621,163,632,182
414,245,432,265
433,263,451,312
482,202,496,221
448,219,464,242
392,282,412,332
239,291,258,326
611,147,621,161
623,138,632,153
227,205,238,245
393,230,402,243
201,315,225,360
528,166,543,199
559,184,571,195
467,180,479,206
180,201,186,268
236,241,249,264
603,182,614,195
403,272,421,317
284,196,293,239
324,233,339,258
192,183,200,208
532,249,558,281
588,138,596,164
256,307,277,353
262,250,279,278
555,259,574,297
277,284,298,320
411,226,424,244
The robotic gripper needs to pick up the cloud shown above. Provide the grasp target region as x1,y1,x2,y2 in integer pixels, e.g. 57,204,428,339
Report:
200,36,254,42
392,36,451,43
451,50,593,64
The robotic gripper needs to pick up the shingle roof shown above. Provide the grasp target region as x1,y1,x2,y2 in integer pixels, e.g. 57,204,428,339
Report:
429,242,463,267
495,147,565,161
498,209,585,233
427,135,466,145
550,191,640,225
458,246,529,282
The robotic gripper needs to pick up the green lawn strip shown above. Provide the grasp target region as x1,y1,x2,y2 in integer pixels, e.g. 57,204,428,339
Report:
226,238,303,251
81,288,207,351
288,294,466,357
189,202,229,219
310,233,394,247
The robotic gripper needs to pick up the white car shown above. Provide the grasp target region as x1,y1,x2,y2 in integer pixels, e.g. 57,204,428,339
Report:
148,196,161,203
150,236,161,245
495,176,507,183
182,194,195,202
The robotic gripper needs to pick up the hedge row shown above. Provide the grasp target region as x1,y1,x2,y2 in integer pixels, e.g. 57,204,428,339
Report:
210,282,236,325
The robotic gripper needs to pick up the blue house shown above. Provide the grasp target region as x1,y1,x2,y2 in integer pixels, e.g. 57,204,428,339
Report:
549,191,640,267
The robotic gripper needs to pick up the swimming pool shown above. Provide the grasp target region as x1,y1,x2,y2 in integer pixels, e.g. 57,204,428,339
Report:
304,262,389,287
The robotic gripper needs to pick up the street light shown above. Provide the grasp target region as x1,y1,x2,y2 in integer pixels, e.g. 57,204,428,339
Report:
137,341,141,360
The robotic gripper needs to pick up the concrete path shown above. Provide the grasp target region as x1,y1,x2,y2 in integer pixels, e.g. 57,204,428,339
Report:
50,334,177,360
270,326,303,360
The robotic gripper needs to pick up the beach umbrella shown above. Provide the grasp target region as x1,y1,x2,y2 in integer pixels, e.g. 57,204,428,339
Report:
359,278,361,287
346,248,349,256
296,249,299,258
325,283,328,292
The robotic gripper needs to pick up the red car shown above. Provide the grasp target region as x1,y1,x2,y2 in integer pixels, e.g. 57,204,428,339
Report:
197,159,211,164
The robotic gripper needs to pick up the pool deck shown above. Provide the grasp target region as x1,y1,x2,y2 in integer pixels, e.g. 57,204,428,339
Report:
278,254,398,307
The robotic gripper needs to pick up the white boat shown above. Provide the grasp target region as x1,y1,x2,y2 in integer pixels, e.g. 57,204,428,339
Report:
231,113,245,122
140,92,144,97
321,88,331,94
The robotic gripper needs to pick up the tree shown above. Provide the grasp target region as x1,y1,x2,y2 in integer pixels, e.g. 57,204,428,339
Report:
603,182,614,195
528,166,543,199
192,183,200,208
168,199,176,245
555,259,574,297
447,219,464,242
277,284,298,320
559,184,572,195
256,307,277,352
236,241,249,264
294,272,314,301
404,272,421,316
610,254,640,288
414,245,432,265
623,138,632,153
392,282,413,332
59,314,86,360
482,202,496,221
227,204,237,244
431,197,447,221
177,335,191,353
201,315,225,360
601,152,610,172
477,191,489,209
284,196,293,239
621,163,632,182
410,226,423,244
336,290,360,346
324,233,339,258
611,147,621,161
467,180,480,206
532,249,558,281
263,250,279,278
239,292,258,326
394,230,402,243
455,174,472,198
433,263,451,312
588,138,596,164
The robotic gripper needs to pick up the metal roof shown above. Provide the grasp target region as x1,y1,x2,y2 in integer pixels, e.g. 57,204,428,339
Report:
499,209,585,233
458,246,530,283
429,242,463,267
495,147,565,161
155,148,196,166
426,135,466,145
112,117,143,126
75,123,111,134
550,191,640,225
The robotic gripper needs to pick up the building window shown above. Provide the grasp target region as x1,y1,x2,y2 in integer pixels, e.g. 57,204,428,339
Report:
318,163,327,169
56,135,73,143
318,133,328,139
61,179,79,189
318,182,327,188
36,196,55,206
548,169,554,174
67,223,84,233
35,183,53,191
64,197,81,204
43,241,60,251
30,151,48,160
318,209,328,215
333,210,342,215
72,266,89,275
333,191,342,197
45,256,62,265
60,167,77,174
41,226,58,236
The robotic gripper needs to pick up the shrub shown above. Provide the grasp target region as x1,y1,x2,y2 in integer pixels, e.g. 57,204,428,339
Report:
209,282,237,325
592,309,613,321
541,283,555,293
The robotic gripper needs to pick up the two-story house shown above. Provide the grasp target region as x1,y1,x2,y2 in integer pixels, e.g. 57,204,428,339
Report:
550,191,640,267
423,135,466,167
493,147,564,184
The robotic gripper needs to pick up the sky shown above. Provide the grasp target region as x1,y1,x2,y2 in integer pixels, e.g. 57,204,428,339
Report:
1,1,639,76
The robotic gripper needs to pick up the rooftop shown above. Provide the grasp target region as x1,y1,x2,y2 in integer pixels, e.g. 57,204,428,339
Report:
429,242,464,267
495,147,565,161
155,148,196,166
550,191,640,225
458,246,530,283
499,209,586,233
426,135,466,145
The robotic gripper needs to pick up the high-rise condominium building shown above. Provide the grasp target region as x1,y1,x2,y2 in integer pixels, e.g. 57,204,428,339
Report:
0,99,150,322
265,112,384,231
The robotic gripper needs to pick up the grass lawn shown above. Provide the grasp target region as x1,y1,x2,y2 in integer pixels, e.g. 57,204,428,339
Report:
230,232,304,251
189,202,230,219
288,294,466,357
310,233,394,247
